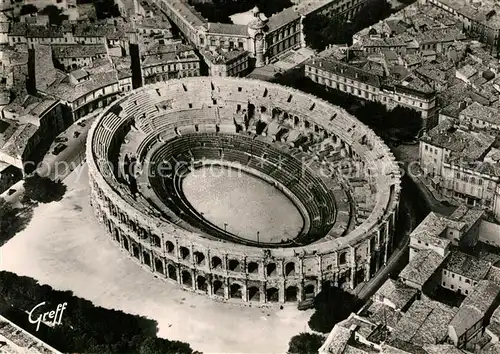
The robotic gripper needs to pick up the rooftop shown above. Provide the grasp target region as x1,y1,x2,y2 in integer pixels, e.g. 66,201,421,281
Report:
206,22,248,36
444,249,491,281
51,44,107,59
267,7,300,32
319,323,352,354
376,279,418,310
460,101,500,126
399,249,445,287
201,48,248,65
410,212,450,248
449,280,500,337
392,297,458,346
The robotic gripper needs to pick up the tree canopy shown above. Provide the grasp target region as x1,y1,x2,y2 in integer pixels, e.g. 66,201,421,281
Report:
308,284,363,333
288,333,325,354
19,4,38,16
39,5,69,26
24,174,66,203
93,0,121,19
0,271,197,353
0,198,16,240
302,0,392,51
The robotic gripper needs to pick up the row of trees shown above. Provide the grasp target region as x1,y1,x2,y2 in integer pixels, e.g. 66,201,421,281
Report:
0,271,197,354
303,0,392,51
19,4,68,26
190,0,293,24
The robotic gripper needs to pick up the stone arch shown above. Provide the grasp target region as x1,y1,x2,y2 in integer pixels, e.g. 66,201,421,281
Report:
113,228,120,242
213,279,224,296
212,256,222,269
197,275,208,292
166,241,175,253
123,237,129,251
180,246,190,261
194,251,206,266
304,284,315,297
248,262,259,274
285,262,296,276
266,287,279,302
143,251,151,267
228,259,241,272
285,286,298,302
167,264,177,281
151,235,161,248
230,283,242,299
154,257,164,274
266,263,277,277
181,270,192,287
248,286,260,302
339,252,348,265
132,244,140,259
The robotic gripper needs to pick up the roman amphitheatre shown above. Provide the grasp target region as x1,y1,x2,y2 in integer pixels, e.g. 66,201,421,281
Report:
86,77,401,304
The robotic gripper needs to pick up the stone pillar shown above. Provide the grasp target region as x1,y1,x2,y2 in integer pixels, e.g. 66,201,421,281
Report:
175,266,181,284
297,282,304,302
350,246,356,289
242,282,248,302
279,281,285,303
260,285,266,304
224,279,229,300
384,241,389,265
191,269,196,291
207,277,213,296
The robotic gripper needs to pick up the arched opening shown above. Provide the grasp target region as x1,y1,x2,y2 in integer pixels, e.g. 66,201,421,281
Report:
248,262,259,274
182,270,192,287
339,252,347,265
154,258,164,274
132,244,140,259
230,283,242,299
248,286,260,301
180,246,190,261
151,235,161,248
266,263,277,277
123,237,129,251
228,259,241,272
304,284,315,298
197,276,207,292
285,262,296,276
143,252,151,267
166,241,175,253
285,286,298,302
212,256,222,269
266,288,279,302
213,280,224,296
194,251,205,265
167,264,177,281
114,228,120,242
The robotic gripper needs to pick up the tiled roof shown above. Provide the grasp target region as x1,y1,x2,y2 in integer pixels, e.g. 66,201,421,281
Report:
399,249,445,287
51,44,107,58
267,7,300,32
409,212,450,248
444,249,491,281
460,102,500,126
449,280,500,337
423,120,495,161
305,58,381,88
206,22,248,36
362,301,403,329
392,297,457,345
200,48,248,65
319,324,351,354
376,279,418,310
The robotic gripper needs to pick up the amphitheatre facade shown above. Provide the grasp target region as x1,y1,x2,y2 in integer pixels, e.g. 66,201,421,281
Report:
86,77,401,304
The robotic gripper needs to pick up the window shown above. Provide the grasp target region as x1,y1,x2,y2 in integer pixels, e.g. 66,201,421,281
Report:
465,279,470,284
452,273,455,278
451,284,454,289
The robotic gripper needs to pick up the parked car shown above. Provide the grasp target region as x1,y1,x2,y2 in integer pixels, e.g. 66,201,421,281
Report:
7,189,16,196
55,136,68,143
52,143,67,155
77,121,86,127
73,131,81,138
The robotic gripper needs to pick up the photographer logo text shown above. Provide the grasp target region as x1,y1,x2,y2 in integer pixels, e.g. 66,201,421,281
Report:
28,302,67,331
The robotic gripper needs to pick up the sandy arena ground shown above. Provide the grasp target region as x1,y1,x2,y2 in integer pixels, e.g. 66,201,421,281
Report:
0,164,313,353
182,166,303,243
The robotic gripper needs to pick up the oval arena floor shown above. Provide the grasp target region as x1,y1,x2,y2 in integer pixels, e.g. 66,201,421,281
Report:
181,165,304,243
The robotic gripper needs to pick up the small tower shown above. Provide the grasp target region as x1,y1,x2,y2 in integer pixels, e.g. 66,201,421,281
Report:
247,7,267,68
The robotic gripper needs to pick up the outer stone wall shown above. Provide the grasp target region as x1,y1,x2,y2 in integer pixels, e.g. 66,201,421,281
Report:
87,77,401,304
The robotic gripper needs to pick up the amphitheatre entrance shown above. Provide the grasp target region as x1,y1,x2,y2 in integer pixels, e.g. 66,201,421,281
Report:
181,165,304,244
